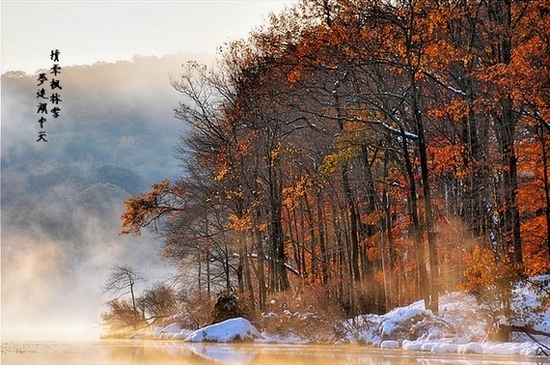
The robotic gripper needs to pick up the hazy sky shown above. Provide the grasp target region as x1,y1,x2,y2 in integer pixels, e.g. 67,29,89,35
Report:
1,0,297,74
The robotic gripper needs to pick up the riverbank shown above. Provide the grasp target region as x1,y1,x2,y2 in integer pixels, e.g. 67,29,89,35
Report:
101,277,550,359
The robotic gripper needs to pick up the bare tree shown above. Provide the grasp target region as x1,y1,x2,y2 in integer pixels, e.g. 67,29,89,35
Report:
103,264,145,320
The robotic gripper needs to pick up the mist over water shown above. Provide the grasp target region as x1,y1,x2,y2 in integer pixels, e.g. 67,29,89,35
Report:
0,55,204,340
1,207,169,340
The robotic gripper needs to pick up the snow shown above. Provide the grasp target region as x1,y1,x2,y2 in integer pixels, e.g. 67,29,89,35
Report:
380,122,419,140
380,340,399,349
152,322,193,340
335,286,549,357
184,318,261,342
145,278,549,360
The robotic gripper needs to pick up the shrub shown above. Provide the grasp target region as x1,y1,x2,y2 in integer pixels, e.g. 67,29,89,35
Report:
461,244,524,341
259,288,344,342
100,298,145,338
139,282,179,321
211,290,247,324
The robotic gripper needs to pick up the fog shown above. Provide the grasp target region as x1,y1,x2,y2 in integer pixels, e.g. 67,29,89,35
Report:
1,54,208,340
1,206,166,340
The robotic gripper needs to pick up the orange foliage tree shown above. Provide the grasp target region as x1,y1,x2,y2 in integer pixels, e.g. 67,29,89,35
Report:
120,0,550,319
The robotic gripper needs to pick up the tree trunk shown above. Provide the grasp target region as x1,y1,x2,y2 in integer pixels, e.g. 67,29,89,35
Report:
316,190,329,287
537,125,550,257
335,90,361,283
267,161,290,292
401,127,431,311
252,212,267,308
412,82,439,314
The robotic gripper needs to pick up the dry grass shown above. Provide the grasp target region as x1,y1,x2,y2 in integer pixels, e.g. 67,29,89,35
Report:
256,287,345,342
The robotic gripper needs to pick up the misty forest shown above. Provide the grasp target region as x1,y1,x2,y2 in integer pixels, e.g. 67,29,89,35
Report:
3,0,550,342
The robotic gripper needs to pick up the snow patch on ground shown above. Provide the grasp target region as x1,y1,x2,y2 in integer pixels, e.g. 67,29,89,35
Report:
335,286,549,357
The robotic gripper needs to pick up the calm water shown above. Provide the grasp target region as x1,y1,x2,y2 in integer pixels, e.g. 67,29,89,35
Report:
1,340,548,365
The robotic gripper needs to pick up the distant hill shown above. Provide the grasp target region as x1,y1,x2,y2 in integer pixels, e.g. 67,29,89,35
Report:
1,53,218,183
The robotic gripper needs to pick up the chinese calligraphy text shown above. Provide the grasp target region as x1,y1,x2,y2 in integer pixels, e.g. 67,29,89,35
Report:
36,49,62,142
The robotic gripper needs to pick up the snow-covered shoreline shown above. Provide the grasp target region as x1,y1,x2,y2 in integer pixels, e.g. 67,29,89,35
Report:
146,288,550,359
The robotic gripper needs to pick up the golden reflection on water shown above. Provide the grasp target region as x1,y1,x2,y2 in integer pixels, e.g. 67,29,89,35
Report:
1,341,546,365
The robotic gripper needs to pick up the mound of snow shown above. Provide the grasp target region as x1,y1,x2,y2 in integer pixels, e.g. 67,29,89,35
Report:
338,305,453,346
460,342,484,354
380,340,399,349
185,318,262,343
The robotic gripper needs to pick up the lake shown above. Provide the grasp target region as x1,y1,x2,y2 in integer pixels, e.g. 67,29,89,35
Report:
1,340,547,365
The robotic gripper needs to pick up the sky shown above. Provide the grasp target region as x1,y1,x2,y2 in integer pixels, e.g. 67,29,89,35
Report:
1,0,297,74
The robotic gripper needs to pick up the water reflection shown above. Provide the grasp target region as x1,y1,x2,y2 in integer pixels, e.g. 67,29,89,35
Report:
2,340,548,365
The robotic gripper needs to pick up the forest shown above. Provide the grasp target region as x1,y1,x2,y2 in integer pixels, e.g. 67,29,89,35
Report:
119,0,550,325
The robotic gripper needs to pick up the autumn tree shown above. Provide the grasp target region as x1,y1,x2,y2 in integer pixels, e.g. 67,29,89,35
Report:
507,1,550,269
